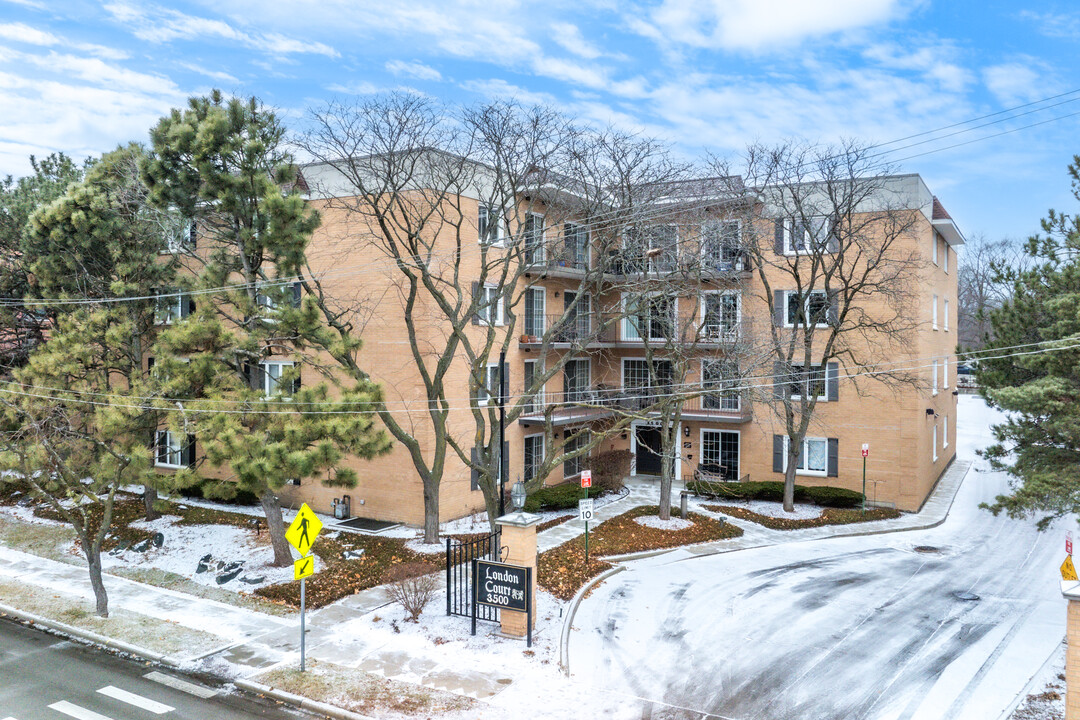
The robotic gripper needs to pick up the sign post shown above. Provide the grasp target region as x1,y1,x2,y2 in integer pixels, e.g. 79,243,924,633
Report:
286,503,322,672
861,444,869,512
580,470,593,567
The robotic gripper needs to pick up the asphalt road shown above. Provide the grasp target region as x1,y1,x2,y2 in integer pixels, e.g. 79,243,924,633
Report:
570,397,1065,720
0,618,301,720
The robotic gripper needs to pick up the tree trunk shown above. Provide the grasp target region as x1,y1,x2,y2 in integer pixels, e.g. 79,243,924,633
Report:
422,479,441,544
260,491,293,567
783,448,799,512
86,549,109,618
142,484,160,521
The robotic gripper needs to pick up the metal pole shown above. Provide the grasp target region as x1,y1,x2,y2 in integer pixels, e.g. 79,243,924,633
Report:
585,520,590,567
498,350,506,517
862,455,867,513
526,567,533,649
445,537,452,616
471,559,478,636
300,577,306,672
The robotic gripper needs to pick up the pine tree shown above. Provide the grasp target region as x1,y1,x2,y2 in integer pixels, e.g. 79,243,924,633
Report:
141,92,390,566
979,155,1080,528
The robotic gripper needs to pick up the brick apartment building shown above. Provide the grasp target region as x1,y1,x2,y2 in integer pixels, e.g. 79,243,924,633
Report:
159,159,961,523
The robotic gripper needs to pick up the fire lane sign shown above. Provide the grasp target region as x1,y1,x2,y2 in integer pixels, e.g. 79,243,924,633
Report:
475,559,529,612
580,470,592,488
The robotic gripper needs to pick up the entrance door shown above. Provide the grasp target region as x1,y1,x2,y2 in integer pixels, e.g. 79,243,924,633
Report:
635,425,663,476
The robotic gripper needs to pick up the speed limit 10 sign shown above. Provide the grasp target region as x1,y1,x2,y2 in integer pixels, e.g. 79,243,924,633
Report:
579,498,594,522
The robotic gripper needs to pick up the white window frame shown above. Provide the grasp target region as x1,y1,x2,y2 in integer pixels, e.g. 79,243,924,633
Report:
523,432,545,484
261,360,296,398
932,294,939,330
524,286,545,337
933,424,939,462
562,429,591,479
701,359,741,412
932,234,939,265
478,284,504,326
700,291,741,342
784,290,830,328
154,289,190,325
702,219,743,267
622,293,677,342
789,363,828,401
783,435,829,477
624,224,679,272
564,358,591,403
155,430,187,469
700,428,741,479
931,358,938,396
563,221,590,269
478,363,501,406
165,216,196,254
523,212,546,266
943,415,949,448
621,357,673,398
942,358,949,389
523,359,544,411
943,243,949,273
784,217,833,256
478,203,507,246
944,298,950,331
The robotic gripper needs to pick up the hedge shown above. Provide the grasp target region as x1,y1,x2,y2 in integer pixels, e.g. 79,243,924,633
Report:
524,482,603,512
686,479,863,508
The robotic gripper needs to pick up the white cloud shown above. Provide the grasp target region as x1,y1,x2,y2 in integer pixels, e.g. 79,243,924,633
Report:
0,21,130,60
550,22,606,60
178,62,240,85
862,42,973,93
103,1,338,58
641,0,905,52
385,59,442,82
983,61,1050,106
325,81,382,95
460,78,559,107
1020,10,1080,40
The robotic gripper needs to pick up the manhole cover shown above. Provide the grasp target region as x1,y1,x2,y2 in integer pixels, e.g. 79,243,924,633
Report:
913,546,941,553
953,591,980,602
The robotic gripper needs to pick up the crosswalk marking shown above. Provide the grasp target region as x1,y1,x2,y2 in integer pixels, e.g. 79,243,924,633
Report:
142,672,218,699
47,701,113,720
97,686,173,714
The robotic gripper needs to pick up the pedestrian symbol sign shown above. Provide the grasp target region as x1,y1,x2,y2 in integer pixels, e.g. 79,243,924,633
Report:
286,503,322,556
1063,556,1078,582
294,554,315,580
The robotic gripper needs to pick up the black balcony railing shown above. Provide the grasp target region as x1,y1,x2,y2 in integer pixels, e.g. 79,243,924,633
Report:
519,384,748,422
517,314,745,346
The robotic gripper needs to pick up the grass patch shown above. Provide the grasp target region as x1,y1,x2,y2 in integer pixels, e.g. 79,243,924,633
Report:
0,577,223,656
704,504,902,530
110,566,294,617
538,505,743,600
256,658,474,717
537,514,574,532
0,517,76,561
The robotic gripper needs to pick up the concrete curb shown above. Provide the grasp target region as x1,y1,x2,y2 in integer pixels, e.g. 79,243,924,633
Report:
0,601,183,668
234,679,377,720
558,565,625,677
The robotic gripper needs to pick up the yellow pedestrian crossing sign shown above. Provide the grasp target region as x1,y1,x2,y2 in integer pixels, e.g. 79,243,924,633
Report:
286,503,322,556
294,554,315,580
1062,556,1078,582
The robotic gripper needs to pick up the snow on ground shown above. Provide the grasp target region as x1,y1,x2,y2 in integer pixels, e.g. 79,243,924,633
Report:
98,515,293,589
635,515,693,530
0,503,66,526
704,499,826,520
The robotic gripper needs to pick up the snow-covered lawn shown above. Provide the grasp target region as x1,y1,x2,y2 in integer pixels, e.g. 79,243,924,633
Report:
635,515,693,530
704,499,825,520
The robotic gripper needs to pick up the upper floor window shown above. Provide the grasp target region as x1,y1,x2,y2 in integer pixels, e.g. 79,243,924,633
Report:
943,243,949,273
702,360,740,411
256,281,302,314
477,363,501,406
943,298,950,331
702,292,740,342
789,364,827,401
476,284,504,326
785,290,830,328
784,217,835,255
625,225,678,272
154,288,193,325
165,216,196,254
932,294,939,330
478,204,506,246
262,361,299,398
523,213,545,265
624,294,675,342
563,222,589,270
932,234,939,265
702,220,743,269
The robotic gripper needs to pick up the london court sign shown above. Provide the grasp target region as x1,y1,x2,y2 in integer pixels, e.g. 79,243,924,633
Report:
471,558,533,647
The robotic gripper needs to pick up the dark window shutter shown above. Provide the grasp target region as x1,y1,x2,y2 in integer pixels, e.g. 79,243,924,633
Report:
501,441,510,486
291,367,302,396
827,438,839,477
826,220,839,253
773,362,785,398
471,282,480,325
827,291,839,325
292,282,302,308
155,431,167,465
827,362,839,401
470,447,479,490
185,294,196,318
773,291,785,326
773,219,785,254
772,435,784,473
185,435,197,469
147,356,155,372
524,289,535,332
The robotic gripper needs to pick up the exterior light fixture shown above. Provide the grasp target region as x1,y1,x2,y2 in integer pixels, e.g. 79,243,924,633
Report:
511,481,527,512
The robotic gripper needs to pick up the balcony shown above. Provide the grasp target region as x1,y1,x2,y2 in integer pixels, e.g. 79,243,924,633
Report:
518,384,751,426
518,314,745,349
523,244,591,279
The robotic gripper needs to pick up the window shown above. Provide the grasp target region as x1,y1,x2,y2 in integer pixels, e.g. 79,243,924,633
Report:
702,220,743,270
563,430,590,478
564,359,590,403
702,292,740,342
154,289,193,325
790,364,827,401
932,358,938,395
478,204,505,245
165,216,196,253
563,222,589,270
477,363,501,406
155,430,194,469
944,298,950,331
625,225,678,272
623,294,675,341
784,217,833,255
477,284,504,326
943,415,949,448
942,358,949,389
932,294,939,330
256,281,302,317
785,290,830,328
787,436,828,476
933,424,939,462
523,359,543,413
943,244,949,273
932,234,939,265
702,360,740,411
523,213,545,265
701,430,740,481
523,287,545,337
524,434,544,483
623,359,673,407
262,361,298,398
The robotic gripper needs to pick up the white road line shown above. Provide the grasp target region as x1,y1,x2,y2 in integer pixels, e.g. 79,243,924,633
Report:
142,671,218,699
97,686,174,714
47,701,114,720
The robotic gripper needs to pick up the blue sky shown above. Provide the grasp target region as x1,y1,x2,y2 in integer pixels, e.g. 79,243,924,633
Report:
1,0,1078,243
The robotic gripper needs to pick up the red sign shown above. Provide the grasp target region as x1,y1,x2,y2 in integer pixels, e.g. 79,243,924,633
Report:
861,443,869,458
1069,531,1073,556
580,470,592,488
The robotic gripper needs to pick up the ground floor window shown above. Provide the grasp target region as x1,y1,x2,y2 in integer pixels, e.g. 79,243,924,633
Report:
524,434,544,483
700,430,739,481
563,430,590,478
155,430,194,469
788,436,827,476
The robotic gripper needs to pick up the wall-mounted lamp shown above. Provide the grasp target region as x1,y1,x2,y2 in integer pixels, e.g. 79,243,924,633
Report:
554,291,560,297
952,390,959,396
684,426,690,437
925,408,935,416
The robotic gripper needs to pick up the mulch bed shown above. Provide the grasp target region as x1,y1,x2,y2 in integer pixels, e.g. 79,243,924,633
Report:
704,504,901,530
538,505,743,600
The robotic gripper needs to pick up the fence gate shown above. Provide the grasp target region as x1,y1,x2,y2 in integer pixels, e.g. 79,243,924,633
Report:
446,530,502,622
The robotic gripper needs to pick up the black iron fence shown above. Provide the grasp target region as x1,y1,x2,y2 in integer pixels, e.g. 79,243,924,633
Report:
446,529,502,621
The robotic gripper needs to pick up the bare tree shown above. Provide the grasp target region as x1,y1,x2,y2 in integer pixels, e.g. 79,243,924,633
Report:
957,234,1025,350
716,141,923,512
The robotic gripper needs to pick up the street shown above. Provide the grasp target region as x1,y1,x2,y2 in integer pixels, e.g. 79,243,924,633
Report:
570,396,1065,719
0,618,301,720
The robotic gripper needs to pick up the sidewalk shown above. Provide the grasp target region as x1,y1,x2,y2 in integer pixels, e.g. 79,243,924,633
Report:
0,462,970,718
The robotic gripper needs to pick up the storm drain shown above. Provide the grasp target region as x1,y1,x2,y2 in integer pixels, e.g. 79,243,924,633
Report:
913,545,942,554
952,591,981,602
